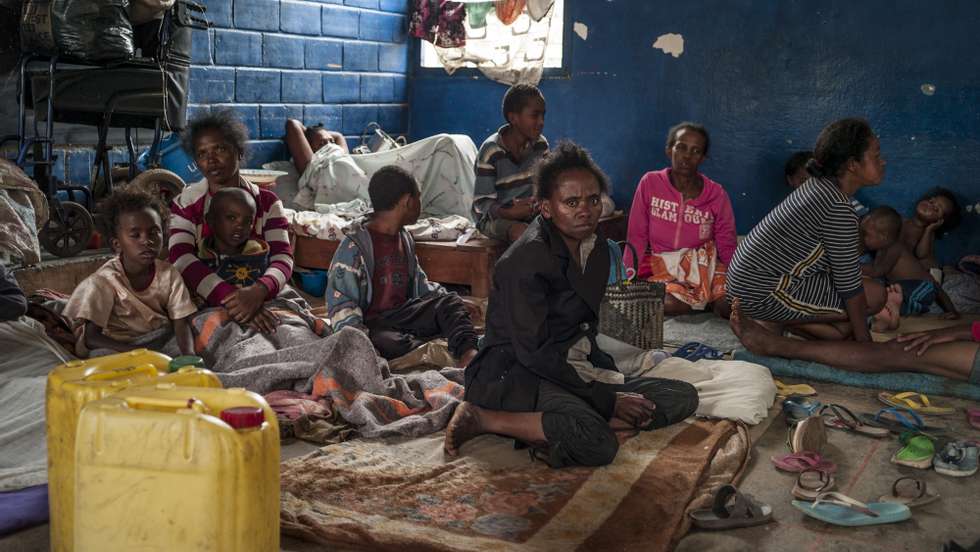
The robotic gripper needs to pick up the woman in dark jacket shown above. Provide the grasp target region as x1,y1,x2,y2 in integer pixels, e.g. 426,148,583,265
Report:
445,142,698,468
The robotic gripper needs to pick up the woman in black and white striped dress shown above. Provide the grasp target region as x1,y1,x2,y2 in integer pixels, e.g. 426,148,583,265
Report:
727,118,892,342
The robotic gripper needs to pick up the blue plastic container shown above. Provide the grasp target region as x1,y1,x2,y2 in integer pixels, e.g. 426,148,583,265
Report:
295,270,328,298
137,133,202,184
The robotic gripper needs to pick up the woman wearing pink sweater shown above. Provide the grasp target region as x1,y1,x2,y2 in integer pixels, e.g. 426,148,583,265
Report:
625,122,737,316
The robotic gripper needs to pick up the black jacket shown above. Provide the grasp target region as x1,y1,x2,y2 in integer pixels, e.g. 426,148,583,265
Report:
464,216,620,419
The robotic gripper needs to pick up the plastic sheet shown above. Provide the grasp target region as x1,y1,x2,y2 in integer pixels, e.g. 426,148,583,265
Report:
21,0,134,62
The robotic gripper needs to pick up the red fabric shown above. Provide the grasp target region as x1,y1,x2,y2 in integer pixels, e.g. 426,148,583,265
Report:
972,321,980,342
365,229,409,319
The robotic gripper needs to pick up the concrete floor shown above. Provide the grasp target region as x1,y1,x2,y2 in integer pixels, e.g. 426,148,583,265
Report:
3,378,977,552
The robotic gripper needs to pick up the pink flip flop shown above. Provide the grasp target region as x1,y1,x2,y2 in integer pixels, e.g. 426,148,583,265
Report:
771,451,838,474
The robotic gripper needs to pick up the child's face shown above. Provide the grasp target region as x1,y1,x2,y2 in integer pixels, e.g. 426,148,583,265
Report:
859,216,892,251
786,167,808,189
112,208,163,269
209,200,255,252
507,96,546,142
309,129,334,153
916,195,954,224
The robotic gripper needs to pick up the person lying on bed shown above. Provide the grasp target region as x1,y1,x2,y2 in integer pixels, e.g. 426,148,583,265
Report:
444,141,699,468
170,109,294,331
472,83,549,243
197,187,280,334
63,189,196,357
0,264,27,322
325,165,479,367
284,119,349,177
731,299,980,384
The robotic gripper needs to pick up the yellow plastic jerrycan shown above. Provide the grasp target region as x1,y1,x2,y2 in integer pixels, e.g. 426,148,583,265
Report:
46,349,221,552
73,384,280,552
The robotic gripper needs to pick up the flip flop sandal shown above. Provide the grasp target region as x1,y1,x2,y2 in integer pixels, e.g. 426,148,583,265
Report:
878,476,940,508
819,404,890,438
789,415,827,454
791,469,836,501
771,451,837,474
878,391,955,417
967,407,980,431
783,396,823,426
933,441,979,477
890,432,936,469
673,341,725,362
775,379,817,398
792,491,911,527
860,407,946,435
689,484,774,530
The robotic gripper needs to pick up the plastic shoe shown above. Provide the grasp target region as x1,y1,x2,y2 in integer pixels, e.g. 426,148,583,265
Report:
793,492,911,526
934,441,979,477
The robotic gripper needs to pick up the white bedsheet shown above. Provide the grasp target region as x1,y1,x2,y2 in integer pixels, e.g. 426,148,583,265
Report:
0,317,73,491
597,334,776,425
293,134,478,222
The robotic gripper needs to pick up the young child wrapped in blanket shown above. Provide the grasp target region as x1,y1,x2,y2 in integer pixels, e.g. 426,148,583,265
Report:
860,206,958,331
63,189,197,357
198,187,280,334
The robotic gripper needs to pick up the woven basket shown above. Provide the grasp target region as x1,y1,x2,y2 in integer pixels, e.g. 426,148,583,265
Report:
598,242,665,349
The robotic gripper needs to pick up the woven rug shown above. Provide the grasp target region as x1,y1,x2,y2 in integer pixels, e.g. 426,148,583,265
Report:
280,418,749,552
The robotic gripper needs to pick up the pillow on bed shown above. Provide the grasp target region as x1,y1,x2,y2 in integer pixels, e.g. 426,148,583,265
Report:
262,161,301,209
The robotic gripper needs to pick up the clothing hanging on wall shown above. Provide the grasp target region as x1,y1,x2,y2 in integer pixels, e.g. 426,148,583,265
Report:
410,0,467,48
526,0,554,22
494,0,525,25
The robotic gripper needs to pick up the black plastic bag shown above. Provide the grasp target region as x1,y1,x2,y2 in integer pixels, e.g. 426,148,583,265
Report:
21,0,134,62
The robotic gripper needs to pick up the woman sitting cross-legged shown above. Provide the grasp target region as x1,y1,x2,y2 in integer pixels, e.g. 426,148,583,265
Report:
444,141,699,468
625,122,737,317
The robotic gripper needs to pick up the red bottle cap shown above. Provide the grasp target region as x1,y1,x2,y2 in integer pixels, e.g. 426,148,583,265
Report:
220,407,264,430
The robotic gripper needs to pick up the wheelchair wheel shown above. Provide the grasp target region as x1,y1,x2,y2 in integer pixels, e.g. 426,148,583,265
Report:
129,168,186,206
40,201,94,258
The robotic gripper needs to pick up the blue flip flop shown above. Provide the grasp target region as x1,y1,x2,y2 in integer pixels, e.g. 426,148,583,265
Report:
782,396,823,426
673,342,725,362
860,407,946,435
792,492,911,527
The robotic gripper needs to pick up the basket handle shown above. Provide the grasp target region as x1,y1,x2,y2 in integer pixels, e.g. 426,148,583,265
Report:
123,396,210,414
617,241,641,283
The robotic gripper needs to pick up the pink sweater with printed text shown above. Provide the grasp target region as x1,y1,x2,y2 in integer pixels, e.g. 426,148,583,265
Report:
625,168,737,279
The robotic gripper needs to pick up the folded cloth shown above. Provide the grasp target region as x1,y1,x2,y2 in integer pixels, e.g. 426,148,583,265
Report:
647,241,726,310
0,484,48,536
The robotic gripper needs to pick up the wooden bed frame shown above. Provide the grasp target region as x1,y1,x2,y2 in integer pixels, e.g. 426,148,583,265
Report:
292,213,627,298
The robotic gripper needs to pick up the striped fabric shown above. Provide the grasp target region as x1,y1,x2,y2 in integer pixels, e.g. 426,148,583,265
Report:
168,177,293,306
471,125,549,221
727,177,863,320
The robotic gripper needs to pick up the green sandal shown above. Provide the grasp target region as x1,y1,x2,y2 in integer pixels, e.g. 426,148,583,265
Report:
890,431,936,469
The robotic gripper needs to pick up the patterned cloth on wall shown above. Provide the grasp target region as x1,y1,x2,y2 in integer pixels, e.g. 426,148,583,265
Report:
410,0,467,48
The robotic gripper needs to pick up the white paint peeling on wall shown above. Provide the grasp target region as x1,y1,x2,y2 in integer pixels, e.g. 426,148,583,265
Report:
921,83,936,96
573,22,588,41
653,33,684,58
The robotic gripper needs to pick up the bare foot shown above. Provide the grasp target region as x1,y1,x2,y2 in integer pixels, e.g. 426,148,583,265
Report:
729,299,779,356
444,402,484,457
871,284,902,332
455,348,478,368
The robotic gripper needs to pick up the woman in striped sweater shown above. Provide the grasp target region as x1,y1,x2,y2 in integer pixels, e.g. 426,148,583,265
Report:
168,110,293,328
727,118,896,342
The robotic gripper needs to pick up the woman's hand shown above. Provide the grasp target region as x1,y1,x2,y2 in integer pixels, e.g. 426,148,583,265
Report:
614,392,656,428
896,324,972,355
221,284,269,323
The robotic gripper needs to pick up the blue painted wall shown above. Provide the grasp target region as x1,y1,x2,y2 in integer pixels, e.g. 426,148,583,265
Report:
191,0,411,168
409,1,980,264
